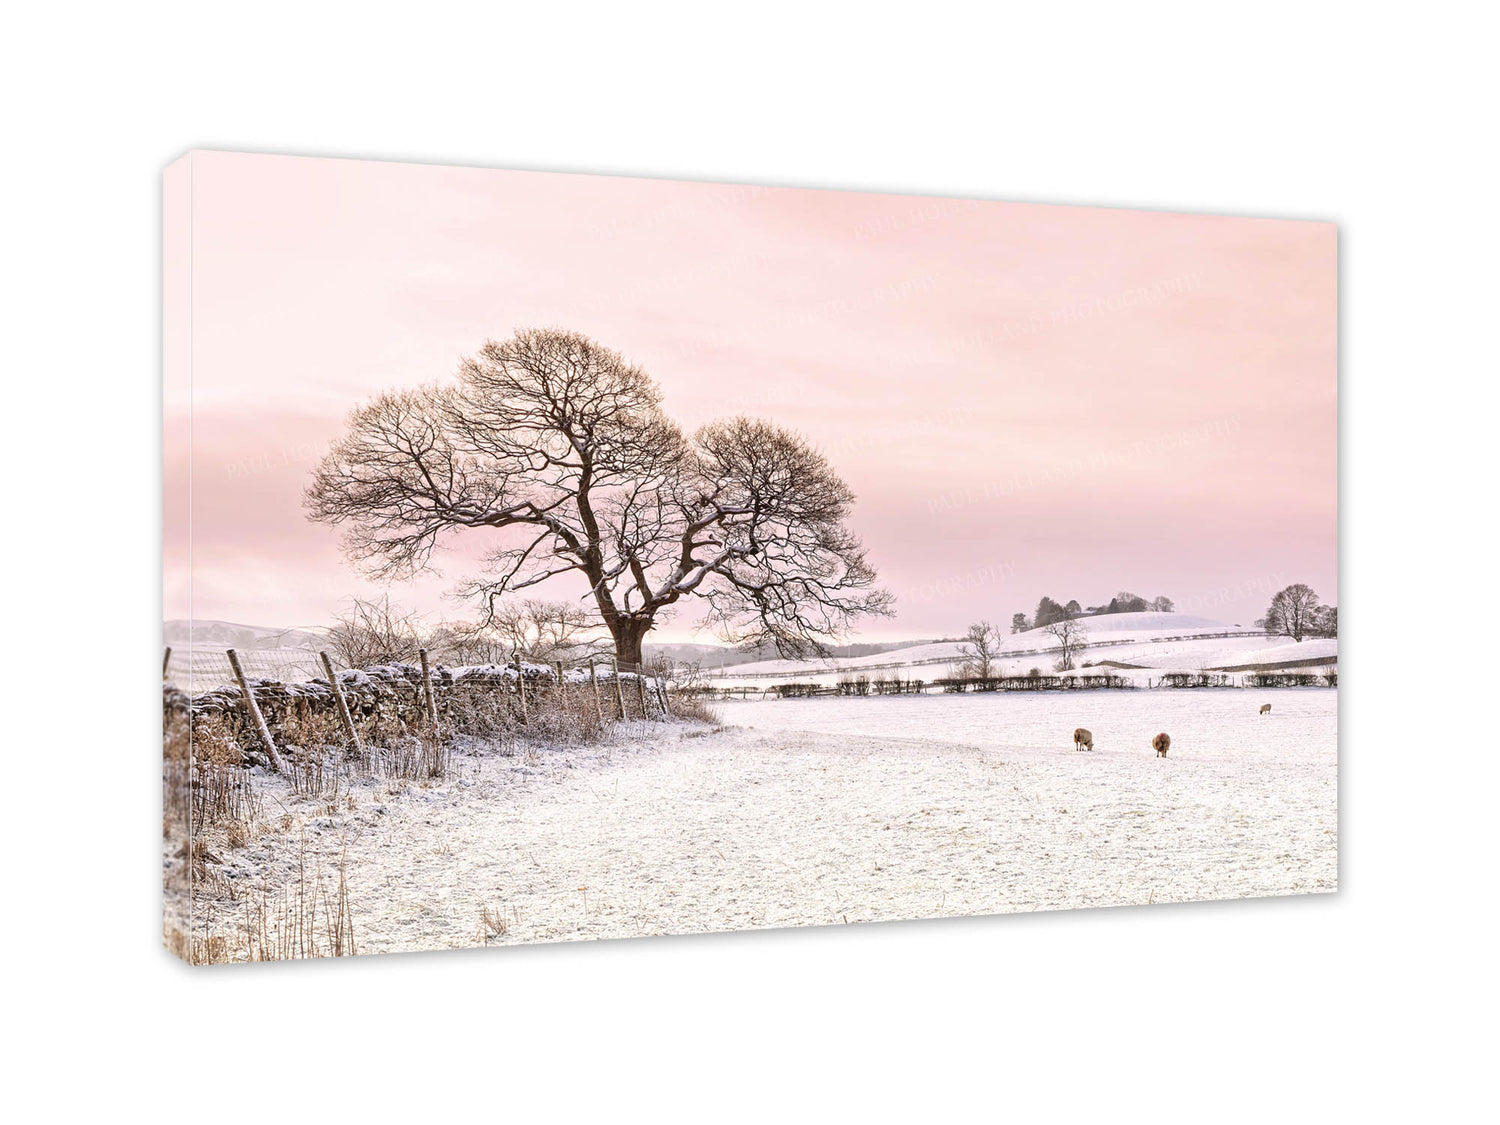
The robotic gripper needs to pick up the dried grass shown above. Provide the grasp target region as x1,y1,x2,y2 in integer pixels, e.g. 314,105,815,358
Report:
666,694,721,726
180,835,358,964
479,902,510,941
165,665,679,964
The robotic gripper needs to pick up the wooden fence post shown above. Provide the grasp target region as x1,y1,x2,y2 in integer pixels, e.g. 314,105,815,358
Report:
163,646,172,680
419,648,438,730
320,651,364,758
612,659,627,720
227,648,285,773
635,667,649,717
555,661,565,702
589,658,604,725
515,652,528,723
657,676,672,717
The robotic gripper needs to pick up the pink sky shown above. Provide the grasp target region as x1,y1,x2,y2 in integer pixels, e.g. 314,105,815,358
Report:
164,151,1335,641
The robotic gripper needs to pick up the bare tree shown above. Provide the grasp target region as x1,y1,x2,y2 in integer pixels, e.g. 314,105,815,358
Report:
676,659,708,691
306,329,892,665
326,595,425,668
1259,583,1322,643
646,651,676,684
1313,605,1338,638
958,620,1000,679
490,599,600,663
434,598,602,665
1151,596,1175,613
1045,617,1088,670
424,621,506,666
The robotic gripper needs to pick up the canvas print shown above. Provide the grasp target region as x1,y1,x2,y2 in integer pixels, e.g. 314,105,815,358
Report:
163,152,1337,963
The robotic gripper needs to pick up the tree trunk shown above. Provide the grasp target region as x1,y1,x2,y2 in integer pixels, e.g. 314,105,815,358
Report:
613,619,649,667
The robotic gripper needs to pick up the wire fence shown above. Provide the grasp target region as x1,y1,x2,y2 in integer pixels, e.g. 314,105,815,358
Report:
164,641,1336,702
164,645,667,697
163,644,681,787
166,647,325,694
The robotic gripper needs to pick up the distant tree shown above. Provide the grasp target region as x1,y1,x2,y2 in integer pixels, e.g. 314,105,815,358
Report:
1110,591,1149,614
1010,612,1031,634
677,659,708,690
1260,583,1323,642
1311,604,1338,638
425,621,505,666
1046,617,1088,671
959,620,1000,680
1064,599,1082,618
646,651,676,684
488,598,602,663
1151,596,1175,613
1034,596,1068,629
327,595,426,668
426,598,606,666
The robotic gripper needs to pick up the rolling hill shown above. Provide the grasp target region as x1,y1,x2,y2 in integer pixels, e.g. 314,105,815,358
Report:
704,612,1336,685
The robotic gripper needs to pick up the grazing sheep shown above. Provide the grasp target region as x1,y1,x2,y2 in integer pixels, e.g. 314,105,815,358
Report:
1073,727,1093,752
1260,703,1272,715
1153,732,1170,757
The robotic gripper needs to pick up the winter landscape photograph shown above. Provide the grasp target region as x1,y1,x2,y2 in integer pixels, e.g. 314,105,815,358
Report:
163,151,1336,962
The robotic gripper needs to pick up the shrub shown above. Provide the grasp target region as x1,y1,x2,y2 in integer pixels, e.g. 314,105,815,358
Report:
668,693,721,725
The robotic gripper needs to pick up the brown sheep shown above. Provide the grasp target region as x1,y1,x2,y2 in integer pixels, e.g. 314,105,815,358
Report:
1260,703,1272,715
1073,727,1093,752
1153,732,1170,757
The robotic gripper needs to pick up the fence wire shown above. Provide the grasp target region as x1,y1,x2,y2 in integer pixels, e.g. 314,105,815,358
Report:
166,648,325,694
164,646,666,696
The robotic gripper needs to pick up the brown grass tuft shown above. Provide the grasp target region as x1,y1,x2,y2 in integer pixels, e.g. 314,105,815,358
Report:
480,902,510,941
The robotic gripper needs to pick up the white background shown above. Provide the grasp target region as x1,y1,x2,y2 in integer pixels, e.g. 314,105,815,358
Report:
3,3,1495,1119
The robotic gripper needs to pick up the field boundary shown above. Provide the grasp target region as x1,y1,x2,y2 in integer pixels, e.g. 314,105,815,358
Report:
704,630,1269,680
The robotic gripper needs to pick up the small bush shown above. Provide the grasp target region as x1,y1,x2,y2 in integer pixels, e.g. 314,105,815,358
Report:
668,693,721,725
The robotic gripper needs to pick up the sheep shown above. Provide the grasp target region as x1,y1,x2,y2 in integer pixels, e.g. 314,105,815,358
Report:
1152,732,1170,757
1073,727,1093,752
1260,703,1272,715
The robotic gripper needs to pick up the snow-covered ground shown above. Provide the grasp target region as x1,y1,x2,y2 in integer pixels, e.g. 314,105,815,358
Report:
191,687,1336,957
705,612,1335,686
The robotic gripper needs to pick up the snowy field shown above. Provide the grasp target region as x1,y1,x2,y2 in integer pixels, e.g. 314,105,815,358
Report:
704,612,1336,687
195,688,1337,956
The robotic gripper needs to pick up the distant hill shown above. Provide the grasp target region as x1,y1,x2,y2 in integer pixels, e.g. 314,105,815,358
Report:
705,612,1299,682
1036,611,1228,635
163,619,326,650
